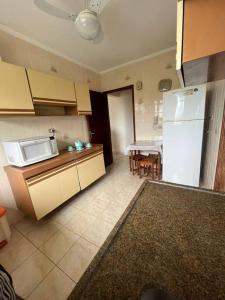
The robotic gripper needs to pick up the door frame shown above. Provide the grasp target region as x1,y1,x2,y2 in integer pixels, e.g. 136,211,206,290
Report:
103,85,136,142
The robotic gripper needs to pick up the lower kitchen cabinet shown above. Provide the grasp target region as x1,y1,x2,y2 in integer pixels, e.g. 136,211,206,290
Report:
26,163,80,220
4,146,105,220
58,164,80,202
77,153,106,190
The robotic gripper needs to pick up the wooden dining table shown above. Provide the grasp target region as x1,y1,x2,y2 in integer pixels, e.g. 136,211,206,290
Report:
126,140,163,175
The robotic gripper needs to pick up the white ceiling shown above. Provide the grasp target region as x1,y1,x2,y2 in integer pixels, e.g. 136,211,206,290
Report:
0,0,177,72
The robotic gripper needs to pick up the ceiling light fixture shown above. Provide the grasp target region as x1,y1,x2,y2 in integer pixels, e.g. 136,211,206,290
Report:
33,0,110,43
75,10,101,40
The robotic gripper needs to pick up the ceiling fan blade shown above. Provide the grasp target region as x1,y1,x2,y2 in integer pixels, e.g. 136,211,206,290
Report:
34,0,77,21
88,0,111,15
93,28,104,44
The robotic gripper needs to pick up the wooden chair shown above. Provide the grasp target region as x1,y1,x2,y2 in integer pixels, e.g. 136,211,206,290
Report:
138,152,161,179
129,151,146,175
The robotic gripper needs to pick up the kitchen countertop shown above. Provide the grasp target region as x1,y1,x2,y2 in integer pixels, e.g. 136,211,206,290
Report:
4,144,103,179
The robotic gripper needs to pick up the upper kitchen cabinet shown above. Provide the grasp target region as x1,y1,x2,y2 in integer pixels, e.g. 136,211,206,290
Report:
27,69,77,106
176,0,184,87
0,61,34,115
177,0,225,87
75,82,92,115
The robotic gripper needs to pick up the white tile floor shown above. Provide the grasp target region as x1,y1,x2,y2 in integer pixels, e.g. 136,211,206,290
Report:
0,155,144,299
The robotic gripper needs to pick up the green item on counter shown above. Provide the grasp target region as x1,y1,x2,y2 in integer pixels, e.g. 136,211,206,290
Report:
74,139,84,150
85,142,92,149
67,145,74,152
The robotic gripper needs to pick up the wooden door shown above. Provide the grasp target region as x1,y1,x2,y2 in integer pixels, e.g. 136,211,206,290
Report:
87,91,113,166
77,153,105,190
214,104,225,192
75,82,92,115
27,69,76,104
0,61,34,114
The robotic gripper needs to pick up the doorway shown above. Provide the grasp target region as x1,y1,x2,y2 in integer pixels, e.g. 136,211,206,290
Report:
87,91,113,167
87,86,135,167
107,86,135,156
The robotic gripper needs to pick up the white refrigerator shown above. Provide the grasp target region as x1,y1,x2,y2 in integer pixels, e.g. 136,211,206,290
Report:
162,84,206,187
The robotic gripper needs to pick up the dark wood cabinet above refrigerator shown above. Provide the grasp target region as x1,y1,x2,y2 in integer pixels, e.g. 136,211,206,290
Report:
176,0,225,87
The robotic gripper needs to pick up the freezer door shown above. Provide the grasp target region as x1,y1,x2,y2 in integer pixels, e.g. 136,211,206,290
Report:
163,84,206,122
162,120,204,187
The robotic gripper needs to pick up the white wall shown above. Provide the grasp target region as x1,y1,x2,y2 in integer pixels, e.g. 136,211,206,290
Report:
201,79,225,189
0,30,101,91
108,89,134,154
101,50,180,141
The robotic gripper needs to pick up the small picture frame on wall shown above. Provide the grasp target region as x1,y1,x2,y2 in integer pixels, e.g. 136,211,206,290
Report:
135,81,143,90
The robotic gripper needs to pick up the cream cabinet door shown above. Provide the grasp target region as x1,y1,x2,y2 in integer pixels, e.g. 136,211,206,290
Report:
27,69,76,104
75,82,92,115
0,61,34,114
27,164,80,219
176,0,184,87
77,153,105,190
27,173,62,220
58,165,80,202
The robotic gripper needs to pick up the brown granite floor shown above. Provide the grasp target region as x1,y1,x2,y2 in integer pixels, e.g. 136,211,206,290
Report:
69,181,225,300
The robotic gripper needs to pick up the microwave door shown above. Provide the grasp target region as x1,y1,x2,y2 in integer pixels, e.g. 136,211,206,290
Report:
20,139,52,163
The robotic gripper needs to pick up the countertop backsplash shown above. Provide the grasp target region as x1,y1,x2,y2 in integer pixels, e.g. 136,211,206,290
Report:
0,115,89,209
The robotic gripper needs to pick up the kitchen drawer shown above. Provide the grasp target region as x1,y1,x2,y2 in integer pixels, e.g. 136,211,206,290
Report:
77,152,105,190
26,163,80,219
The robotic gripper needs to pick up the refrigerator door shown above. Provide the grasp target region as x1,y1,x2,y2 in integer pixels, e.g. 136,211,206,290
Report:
163,84,206,122
163,120,204,187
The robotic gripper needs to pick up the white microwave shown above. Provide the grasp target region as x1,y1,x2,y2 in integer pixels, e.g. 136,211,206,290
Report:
3,136,59,167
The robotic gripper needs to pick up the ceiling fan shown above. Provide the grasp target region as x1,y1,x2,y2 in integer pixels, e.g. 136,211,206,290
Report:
33,0,111,43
